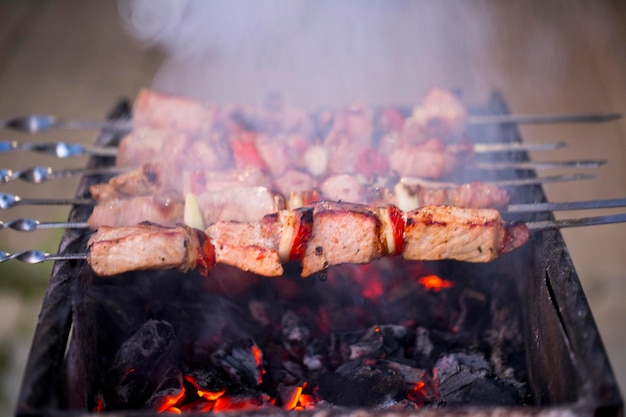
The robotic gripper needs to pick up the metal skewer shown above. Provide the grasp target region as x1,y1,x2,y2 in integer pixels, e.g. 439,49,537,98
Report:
0,115,131,133
0,113,619,134
0,160,594,186
0,141,118,158
0,166,128,184
467,112,622,125
0,250,86,263
3,197,626,233
401,173,596,188
3,211,626,263
0,193,94,209
472,159,607,170
0,219,89,231
506,197,626,213
0,139,565,159
527,213,626,230
0,173,600,210
471,141,567,152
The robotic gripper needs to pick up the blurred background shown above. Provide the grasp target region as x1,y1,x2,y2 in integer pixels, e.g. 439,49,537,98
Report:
0,0,625,413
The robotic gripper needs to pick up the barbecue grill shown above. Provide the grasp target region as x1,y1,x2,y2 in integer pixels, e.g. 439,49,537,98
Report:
10,92,624,416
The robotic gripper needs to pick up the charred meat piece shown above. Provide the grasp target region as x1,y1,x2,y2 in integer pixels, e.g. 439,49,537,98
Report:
87,222,215,276
88,194,184,229
206,221,284,277
406,87,468,143
133,88,215,135
183,167,271,194
116,128,186,168
206,207,314,275
389,142,467,180
393,181,510,212
301,201,385,277
403,205,523,263
196,186,285,226
90,163,162,202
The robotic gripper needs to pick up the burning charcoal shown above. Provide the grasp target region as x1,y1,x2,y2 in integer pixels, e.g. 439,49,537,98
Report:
184,366,232,401
433,352,521,405
104,320,177,409
211,339,264,387
384,360,438,404
182,392,275,413
283,359,306,384
412,328,479,369
348,324,407,360
315,359,407,407
385,360,428,386
281,310,311,361
276,383,304,410
143,366,185,412
326,330,366,367
303,337,330,372
212,392,275,412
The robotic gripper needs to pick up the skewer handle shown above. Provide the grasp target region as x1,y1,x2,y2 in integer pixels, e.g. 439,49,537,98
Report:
0,115,131,133
0,141,117,158
0,193,95,209
0,165,128,184
0,250,86,264
0,218,89,232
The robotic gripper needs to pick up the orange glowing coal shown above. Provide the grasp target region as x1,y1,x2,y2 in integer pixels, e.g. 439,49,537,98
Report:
283,385,304,410
197,388,226,401
418,275,454,292
157,388,186,413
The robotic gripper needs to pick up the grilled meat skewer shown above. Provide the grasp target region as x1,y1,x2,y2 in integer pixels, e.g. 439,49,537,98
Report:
0,86,619,134
7,196,626,232
86,203,529,277
86,180,512,230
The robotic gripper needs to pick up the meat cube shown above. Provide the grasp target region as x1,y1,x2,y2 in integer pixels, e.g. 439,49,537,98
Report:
87,195,184,229
301,202,384,277
87,223,208,276
133,88,215,135
89,163,162,202
403,206,507,263
196,187,284,226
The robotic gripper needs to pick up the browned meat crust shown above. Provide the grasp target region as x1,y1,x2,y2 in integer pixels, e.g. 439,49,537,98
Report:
301,201,385,277
403,205,510,262
87,222,215,276
89,163,162,202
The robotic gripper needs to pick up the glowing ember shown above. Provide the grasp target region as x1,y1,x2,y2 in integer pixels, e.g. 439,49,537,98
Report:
197,389,226,401
93,395,105,412
282,385,304,410
156,388,185,413
212,395,268,412
418,275,454,292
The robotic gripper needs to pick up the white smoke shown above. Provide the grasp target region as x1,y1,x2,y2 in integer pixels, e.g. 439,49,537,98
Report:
117,0,615,108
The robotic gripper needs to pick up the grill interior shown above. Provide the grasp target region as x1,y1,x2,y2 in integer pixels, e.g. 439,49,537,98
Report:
16,93,623,416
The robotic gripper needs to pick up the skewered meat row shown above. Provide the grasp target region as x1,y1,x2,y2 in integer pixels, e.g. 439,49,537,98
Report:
87,202,529,278
86,163,510,229
116,87,474,181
